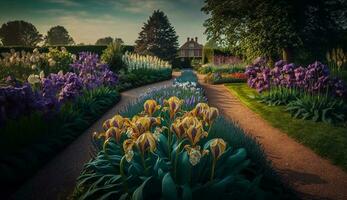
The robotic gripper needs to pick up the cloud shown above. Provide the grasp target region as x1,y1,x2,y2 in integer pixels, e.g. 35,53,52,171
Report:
42,0,80,6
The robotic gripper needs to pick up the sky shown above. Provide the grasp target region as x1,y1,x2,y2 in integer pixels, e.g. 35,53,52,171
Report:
0,0,209,46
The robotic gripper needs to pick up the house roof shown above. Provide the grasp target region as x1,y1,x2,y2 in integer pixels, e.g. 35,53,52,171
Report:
179,37,203,50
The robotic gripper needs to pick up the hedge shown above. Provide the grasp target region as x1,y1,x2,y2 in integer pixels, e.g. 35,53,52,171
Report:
0,45,134,55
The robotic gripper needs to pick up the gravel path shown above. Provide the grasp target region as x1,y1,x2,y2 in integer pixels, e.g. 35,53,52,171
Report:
197,74,347,200
13,74,179,200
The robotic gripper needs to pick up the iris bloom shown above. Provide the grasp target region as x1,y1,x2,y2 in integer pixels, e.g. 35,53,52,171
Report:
136,132,157,154
143,99,161,116
209,138,227,160
105,127,123,143
204,107,219,126
164,96,183,119
127,116,161,139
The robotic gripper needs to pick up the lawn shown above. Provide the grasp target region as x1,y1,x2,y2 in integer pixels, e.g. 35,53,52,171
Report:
226,83,347,171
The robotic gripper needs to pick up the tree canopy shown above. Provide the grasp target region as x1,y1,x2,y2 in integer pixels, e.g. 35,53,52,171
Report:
45,25,74,45
95,37,114,45
202,0,347,63
135,10,179,62
0,20,42,46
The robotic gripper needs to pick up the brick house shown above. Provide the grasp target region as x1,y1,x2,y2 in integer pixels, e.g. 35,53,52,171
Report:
178,37,203,60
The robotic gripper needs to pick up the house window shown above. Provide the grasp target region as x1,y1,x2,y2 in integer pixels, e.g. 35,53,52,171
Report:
189,50,194,57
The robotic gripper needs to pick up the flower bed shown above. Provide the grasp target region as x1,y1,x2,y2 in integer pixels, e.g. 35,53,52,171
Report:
0,49,173,197
73,71,295,200
205,72,247,84
245,60,347,123
198,63,245,74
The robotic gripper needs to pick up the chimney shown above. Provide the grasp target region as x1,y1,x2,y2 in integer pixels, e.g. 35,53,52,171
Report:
187,37,190,42
195,37,198,42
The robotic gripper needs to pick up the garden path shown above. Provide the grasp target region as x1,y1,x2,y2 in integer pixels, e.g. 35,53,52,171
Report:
197,74,347,200
13,72,180,200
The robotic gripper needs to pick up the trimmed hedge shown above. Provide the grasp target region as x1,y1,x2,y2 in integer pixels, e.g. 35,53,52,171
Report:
0,45,134,55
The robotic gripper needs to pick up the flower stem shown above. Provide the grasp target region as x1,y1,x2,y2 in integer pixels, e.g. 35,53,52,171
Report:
120,156,128,192
210,159,216,181
141,152,148,175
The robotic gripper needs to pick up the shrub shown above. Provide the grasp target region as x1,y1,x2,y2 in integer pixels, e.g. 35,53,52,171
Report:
101,42,125,72
204,72,247,84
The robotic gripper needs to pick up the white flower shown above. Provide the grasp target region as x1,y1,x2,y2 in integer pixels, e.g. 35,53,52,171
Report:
125,150,134,162
188,148,202,166
31,64,37,70
27,74,40,84
39,71,45,79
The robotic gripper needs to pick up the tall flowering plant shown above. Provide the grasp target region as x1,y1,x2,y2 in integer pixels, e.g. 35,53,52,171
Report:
122,52,171,71
70,52,118,89
245,60,345,97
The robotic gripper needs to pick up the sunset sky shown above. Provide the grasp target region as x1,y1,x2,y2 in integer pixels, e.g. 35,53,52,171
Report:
0,0,208,45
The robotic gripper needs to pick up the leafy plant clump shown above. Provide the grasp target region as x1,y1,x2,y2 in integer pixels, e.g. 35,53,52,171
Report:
0,86,120,197
101,41,125,72
286,94,346,123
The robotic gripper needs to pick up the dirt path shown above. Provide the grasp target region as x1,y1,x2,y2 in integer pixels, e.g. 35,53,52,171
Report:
13,73,179,200
197,74,347,200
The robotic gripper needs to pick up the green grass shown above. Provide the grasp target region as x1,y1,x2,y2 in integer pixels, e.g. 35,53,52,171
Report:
226,83,347,171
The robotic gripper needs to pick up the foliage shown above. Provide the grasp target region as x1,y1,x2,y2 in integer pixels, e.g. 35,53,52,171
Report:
122,52,171,71
117,68,172,92
0,87,120,197
257,87,300,106
202,0,346,62
227,83,347,171
74,72,294,200
45,25,74,45
95,37,114,45
0,45,135,56
101,41,125,72
0,20,42,46
135,10,179,62
286,94,346,123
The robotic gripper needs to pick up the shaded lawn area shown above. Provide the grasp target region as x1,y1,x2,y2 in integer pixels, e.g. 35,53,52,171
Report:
226,83,347,171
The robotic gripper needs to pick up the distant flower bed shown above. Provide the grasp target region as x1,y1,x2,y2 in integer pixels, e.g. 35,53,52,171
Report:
122,52,171,71
205,72,247,84
245,60,347,123
0,51,118,126
198,63,245,74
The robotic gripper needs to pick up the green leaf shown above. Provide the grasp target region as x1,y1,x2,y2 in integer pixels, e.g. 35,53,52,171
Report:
132,176,153,200
182,184,193,200
162,173,178,200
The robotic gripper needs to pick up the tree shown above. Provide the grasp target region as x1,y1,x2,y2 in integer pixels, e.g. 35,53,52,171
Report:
202,0,346,63
0,20,42,46
45,25,74,45
114,37,124,45
95,37,114,45
135,10,179,62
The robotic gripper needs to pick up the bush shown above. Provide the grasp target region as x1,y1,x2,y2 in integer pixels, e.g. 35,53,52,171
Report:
0,45,134,56
117,68,172,91
101,42,125,72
